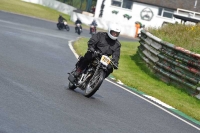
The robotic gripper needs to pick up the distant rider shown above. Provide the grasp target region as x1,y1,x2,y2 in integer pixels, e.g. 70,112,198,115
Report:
75,18,82,32
90,19,98,34
57,15,67,28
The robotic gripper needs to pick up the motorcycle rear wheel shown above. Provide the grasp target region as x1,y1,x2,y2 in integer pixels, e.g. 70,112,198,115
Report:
84,71,104,98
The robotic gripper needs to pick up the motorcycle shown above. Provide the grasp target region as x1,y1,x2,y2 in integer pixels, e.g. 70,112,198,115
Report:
76,23,82,35
67,51,118,98
57,21,70,31
90,25,96,35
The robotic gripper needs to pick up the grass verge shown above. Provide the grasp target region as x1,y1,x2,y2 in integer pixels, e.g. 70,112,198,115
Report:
73,38,200,122
0,0,72,24
148,24,200,53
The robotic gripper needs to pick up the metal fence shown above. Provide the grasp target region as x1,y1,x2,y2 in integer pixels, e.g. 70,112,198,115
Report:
138,30,200,99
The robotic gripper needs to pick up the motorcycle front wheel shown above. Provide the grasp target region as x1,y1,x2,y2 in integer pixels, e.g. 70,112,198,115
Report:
57,23,61,30
68,82,76,90
84,70,105,98
66,26,70,31
77,28,81,35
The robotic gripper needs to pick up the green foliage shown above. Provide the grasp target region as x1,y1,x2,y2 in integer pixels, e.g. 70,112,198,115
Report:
148,24,200,53
57,0,97,11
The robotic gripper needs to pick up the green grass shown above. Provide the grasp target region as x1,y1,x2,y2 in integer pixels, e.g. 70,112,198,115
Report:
148,24,200,53
73,38,200,122
0,0,72,23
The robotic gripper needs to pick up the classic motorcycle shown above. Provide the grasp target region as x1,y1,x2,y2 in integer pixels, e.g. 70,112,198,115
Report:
76,23,82,35
67,51,117,98
57,21,70,31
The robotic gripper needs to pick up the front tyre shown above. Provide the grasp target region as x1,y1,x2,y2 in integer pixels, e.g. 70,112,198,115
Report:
77,28,81,35
68,82,76,90
84,70,105,98
57,23,61,30
66,26,70,31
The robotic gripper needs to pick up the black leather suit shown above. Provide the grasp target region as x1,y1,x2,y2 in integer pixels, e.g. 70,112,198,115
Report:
77,32,121,77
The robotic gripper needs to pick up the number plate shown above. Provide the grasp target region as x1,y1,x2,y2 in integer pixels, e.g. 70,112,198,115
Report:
100,55,111,66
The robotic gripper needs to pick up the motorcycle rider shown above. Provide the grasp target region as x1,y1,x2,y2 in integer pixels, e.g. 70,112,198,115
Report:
90,19,98,34
75,18,82,32
74,23,121,78
57,14,67,28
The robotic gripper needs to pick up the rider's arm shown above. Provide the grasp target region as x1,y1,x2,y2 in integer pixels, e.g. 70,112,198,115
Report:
87,32,100,51
58,17,61,22
112,41,121,67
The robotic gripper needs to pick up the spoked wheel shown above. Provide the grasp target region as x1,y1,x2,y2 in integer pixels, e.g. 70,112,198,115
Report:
68,82,76,90
77,29,81,35
66,26,70,31
57,24,61,30
84,71,105,98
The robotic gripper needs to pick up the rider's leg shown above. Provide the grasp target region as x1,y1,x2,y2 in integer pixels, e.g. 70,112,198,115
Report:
74,52,95,77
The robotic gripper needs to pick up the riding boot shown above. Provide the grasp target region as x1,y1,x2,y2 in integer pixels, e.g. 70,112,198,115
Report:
74,67,83,77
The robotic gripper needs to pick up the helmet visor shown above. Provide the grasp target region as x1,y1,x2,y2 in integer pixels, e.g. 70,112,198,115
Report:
110,30,120,37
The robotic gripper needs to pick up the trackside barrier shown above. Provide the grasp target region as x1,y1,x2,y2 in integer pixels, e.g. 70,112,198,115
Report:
138,30,200,99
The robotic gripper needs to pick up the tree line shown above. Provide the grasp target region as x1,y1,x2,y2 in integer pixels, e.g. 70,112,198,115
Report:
57,0,97,12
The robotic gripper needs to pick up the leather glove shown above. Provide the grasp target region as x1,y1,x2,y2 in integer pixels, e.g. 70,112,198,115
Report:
93,50,100,57
111,59,118,69
111,58,118,69
111,58,116,63
113,63,118,69
107,64,113,70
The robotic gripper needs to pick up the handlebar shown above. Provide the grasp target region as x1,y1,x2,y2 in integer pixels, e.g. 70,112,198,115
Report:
88,50,118,69
110,60,118,69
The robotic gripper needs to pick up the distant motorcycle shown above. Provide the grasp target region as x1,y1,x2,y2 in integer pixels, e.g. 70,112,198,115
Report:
57,21,70,31
67,51,118,98
90,25,96,35
75,23,82,35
